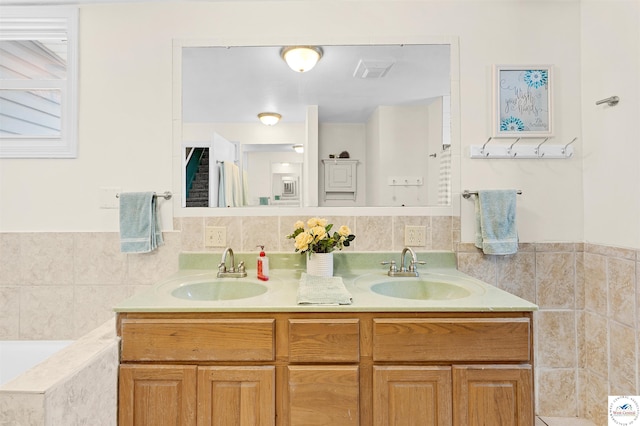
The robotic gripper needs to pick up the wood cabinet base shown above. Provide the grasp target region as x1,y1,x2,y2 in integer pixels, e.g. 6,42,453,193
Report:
117,311,534,426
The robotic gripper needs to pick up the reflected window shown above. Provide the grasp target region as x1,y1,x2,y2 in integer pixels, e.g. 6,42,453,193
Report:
0,7,78,158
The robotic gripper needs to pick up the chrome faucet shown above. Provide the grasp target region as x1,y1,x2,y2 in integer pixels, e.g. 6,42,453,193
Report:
217,247,247,278
381,247,426,277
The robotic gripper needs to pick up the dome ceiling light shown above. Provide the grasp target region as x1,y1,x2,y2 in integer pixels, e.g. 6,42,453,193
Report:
257,112,281,126
280,46,323,73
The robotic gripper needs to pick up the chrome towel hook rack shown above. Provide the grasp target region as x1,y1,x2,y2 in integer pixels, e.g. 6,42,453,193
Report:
469,136,576,159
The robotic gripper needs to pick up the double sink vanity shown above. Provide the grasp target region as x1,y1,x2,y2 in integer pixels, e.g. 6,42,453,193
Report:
115,251,537,426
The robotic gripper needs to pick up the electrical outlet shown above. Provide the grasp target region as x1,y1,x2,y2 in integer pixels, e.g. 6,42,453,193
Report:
205,226,226,247
99,186,120,209
405,225,426,246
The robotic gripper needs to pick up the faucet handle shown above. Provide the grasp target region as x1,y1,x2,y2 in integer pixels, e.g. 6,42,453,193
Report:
381,260,398,273
237,261,246,273
217,262,227,273
408,260,427,272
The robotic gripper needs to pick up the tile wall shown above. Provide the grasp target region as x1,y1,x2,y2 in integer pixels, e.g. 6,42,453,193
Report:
582,244,639,425
0,216,637,425
458,241,639,426
0,231,182,339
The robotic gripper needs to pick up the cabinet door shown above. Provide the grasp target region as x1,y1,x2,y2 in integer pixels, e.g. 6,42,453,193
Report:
287,365,359,426
453,365,533,426
197,366,275,426
373,366,452,426
327,163,354,190
119,364,197,426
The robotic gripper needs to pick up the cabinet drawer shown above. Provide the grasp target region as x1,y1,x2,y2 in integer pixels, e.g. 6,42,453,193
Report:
121,319,274,362
288,319,359,363
373,318,530,362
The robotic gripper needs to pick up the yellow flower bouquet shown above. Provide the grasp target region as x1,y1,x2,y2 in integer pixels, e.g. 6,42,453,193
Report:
286,217,355,256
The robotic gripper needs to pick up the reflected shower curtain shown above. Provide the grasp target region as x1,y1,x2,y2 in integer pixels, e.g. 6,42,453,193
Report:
218,161,244,207
438,147,451,205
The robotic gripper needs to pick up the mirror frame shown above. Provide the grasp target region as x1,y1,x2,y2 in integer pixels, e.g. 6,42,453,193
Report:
172,36,460,217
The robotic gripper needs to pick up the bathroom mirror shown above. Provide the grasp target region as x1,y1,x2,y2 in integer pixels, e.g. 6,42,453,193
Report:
178,42,456,210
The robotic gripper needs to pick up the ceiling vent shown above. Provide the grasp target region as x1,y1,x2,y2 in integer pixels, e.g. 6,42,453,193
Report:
353,59,395,79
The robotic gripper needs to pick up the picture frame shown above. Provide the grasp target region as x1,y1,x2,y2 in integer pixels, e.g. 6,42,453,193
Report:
493,65,553,137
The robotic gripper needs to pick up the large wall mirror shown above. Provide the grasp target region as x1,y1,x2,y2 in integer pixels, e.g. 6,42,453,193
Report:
174,38,459,216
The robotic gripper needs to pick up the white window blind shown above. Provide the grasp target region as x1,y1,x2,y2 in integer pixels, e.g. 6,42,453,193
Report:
0,7,78,158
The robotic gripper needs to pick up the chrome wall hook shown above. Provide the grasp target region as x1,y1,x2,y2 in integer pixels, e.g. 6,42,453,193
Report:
535,138,549,157
507,138,521,157
481,137,492,156
562,137,577,157
595,96,619,107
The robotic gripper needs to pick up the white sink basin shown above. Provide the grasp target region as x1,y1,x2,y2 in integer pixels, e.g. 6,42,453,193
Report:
354,273,485,301
171,280,268,301
370,280,471,300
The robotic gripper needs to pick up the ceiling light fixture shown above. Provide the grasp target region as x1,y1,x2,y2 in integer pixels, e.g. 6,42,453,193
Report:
292,144,304,153
257,112,281,126
281,46,323,73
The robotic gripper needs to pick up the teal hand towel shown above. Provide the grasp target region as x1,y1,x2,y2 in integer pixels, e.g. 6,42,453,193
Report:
119,192,164,253
474,190,518,255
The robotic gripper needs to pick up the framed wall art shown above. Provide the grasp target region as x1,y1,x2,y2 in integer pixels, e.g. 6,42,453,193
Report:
493,65,553,137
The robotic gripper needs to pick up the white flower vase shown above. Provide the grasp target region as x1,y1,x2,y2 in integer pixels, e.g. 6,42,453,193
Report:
306,252,334,277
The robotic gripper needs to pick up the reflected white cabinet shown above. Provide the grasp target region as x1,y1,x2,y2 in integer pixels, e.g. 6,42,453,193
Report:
322,159,358,201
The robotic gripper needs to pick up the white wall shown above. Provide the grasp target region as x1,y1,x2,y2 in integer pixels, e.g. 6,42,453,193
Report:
368,105,431,206
366,108,382,205
581,0,640,249
0,1,586,244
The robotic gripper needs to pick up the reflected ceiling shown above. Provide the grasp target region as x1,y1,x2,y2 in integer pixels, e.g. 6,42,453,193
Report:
182,44,450,124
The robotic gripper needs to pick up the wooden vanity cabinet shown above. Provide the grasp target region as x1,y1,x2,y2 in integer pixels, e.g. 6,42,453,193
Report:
117,311,533,426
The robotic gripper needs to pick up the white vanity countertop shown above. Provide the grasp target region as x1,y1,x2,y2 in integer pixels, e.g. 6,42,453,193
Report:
114,263,538,313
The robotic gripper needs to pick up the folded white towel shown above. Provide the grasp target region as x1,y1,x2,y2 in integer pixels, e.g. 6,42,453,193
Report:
297,273,353,305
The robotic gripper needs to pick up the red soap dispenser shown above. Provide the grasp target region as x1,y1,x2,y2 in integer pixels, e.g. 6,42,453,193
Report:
256,245,269,281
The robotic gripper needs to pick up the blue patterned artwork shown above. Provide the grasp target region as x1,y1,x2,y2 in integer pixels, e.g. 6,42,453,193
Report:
495,66,552,136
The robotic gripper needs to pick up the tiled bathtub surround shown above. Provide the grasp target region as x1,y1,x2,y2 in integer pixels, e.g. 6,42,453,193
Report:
0,219,637,426
0,319,119,425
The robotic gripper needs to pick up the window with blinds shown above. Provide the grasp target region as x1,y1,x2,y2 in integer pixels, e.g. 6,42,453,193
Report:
0,7,78,158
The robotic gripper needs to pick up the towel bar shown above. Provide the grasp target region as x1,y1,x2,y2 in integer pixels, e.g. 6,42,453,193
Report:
116,191,172,200
462,190,522,199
